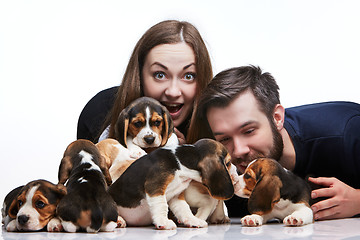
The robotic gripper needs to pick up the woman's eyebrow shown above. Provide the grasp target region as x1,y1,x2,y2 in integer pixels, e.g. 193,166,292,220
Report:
151,62,168,70
183,63,195,70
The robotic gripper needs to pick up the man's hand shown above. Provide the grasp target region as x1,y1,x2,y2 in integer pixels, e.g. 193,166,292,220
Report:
308,177,360,220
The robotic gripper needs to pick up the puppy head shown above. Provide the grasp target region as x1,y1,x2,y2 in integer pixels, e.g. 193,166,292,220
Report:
115,97,174,148
195,138,234,200
236,158,282,215
58,139,112,186
7,180,66,231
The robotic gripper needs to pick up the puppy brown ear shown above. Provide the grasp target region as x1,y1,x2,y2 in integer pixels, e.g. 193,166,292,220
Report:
8,197,19,219
115,109,129,147
54,184,67,197
99,155,112,186
199,156,234,200
160,106,173,146
248,175,282,215
58,156,73,185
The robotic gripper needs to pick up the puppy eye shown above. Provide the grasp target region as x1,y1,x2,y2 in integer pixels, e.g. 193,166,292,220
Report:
153,120,161,127
35,200,46,209
18,200,23,207
244,173,251,179
133,121,143,128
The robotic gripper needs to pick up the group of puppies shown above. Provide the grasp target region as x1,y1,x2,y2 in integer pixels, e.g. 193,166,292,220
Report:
2,97,314,233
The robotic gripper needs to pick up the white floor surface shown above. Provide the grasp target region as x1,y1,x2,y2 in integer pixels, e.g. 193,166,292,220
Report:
2,218,360,240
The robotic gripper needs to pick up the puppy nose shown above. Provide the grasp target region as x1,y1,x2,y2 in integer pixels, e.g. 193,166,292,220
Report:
144,136,155,144
18,215,29,225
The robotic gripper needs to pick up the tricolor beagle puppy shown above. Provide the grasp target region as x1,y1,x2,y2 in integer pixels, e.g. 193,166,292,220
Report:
57,139,125,232
108,138,234,230
2,179,66,232
96,138,137,183
114,97,179,155
184,162,240,224
236,158,313,226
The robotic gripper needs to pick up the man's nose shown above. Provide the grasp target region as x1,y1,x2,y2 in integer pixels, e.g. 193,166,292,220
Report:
232,137,250,158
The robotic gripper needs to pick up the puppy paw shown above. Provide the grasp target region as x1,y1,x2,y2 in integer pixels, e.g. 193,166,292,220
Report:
6,220,17,232
284,215,304,226
117,216,127,228
47,218,63,232
181,216,208,228
155,219,177,230
241,214,263,227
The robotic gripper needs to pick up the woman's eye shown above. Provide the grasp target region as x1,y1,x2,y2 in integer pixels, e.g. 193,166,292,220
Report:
184,72,196,81
35,201,45,209
154,72,166,80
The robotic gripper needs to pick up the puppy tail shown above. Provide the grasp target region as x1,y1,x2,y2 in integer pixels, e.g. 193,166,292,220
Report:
89,205,103,232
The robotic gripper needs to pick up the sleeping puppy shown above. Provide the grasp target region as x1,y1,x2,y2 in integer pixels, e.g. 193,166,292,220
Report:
57,139,125,232
108,138,234,230
236,158,313,226
114,96,178,155
2,179,66,232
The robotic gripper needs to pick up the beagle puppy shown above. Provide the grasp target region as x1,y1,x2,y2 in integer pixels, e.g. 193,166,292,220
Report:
108,138,234,230
57,139,125,232
236,158,313,226
96,138,137,183
2,179,66,232
114,97,178,155
184,162,240,224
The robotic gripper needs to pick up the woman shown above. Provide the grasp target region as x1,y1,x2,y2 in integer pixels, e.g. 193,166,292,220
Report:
77,20,213,144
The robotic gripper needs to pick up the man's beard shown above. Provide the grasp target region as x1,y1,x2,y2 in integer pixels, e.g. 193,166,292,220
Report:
232,121,284,171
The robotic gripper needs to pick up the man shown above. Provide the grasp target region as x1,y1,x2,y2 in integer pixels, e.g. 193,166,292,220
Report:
189,65,360,220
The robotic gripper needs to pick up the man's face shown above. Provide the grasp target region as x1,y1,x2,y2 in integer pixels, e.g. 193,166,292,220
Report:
207,90,283,174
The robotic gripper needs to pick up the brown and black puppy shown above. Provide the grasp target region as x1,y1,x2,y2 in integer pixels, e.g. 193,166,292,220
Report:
57,139,125,233
108,138,234,230
114,97,178,155
2,179,66,232
236,158,313,226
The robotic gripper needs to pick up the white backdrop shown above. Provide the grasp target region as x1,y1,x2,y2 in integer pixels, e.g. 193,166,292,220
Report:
1,0,359,208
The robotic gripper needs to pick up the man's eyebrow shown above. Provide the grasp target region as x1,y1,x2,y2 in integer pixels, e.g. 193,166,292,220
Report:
212,121,257,136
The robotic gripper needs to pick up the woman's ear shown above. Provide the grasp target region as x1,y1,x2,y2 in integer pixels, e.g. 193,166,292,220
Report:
273,104,285,131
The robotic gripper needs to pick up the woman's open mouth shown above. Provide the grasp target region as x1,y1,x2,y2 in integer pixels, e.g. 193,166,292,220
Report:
162,103,184,115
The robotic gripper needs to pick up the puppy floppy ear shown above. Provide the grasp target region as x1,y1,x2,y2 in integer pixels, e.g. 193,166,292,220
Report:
248,175,282,215
115,109,129,147
6,186,24,219
58,156,73,185
198,156,234,200
160,106,174,146
98,155,113,186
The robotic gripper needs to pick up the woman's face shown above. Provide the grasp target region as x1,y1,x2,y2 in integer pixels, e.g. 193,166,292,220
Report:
142,42,197,127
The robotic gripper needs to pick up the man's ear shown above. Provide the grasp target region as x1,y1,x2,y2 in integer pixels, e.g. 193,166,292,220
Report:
273,104,285,131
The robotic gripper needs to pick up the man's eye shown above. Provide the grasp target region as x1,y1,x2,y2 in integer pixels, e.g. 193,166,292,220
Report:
219,137,230,144
154,72,166,80
244,129,255,135
184,72,196,81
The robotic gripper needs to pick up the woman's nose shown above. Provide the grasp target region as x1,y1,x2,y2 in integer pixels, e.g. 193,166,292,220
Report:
165,80,181,98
